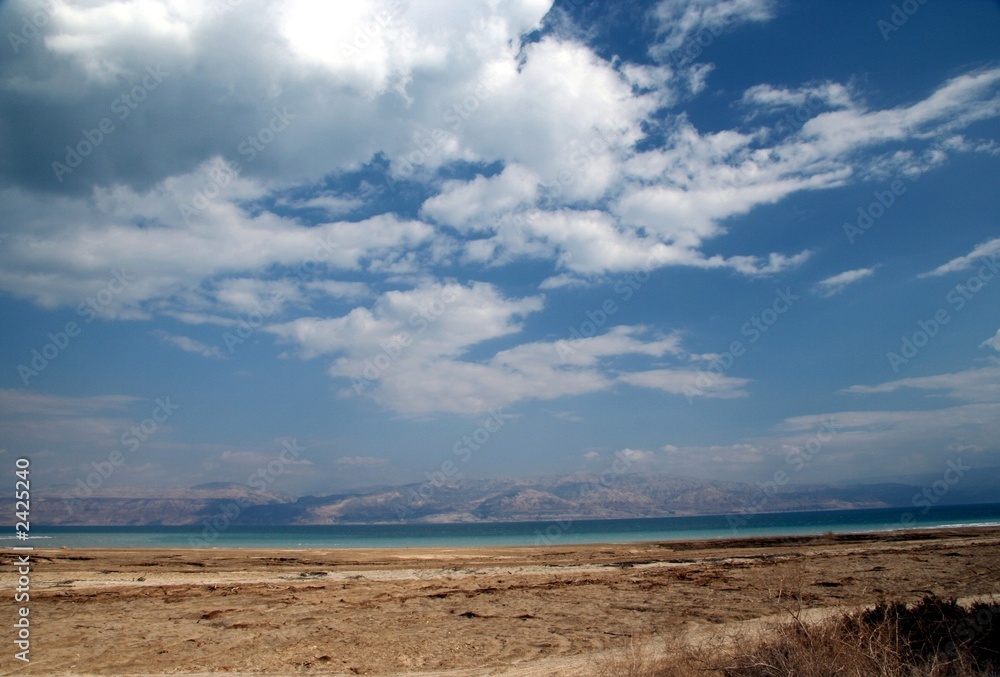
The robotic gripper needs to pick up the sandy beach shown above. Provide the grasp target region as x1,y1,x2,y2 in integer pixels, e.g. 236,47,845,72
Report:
3,527,999,676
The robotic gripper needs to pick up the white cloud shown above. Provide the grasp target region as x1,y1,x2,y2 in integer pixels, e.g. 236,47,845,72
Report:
153,330,224,358
2,0,998,313
269,281,543,362
815,266,878,297
655,400,1000,483
271,290,744,416
277,194,365,217
446,36,656,201
0,389,137,418
649,0,776,59
538,274,591,290
467,209,680,274
218,448,312,467
844,362,1000,403
742,82,854,111
664,442,763,461
0,180,433,318
619,368,749,398
212,278,302,315
919,237,1000,278
939,135,1000,157
616,448,656,463
0,389,144,455
421,164,539,232
981,330,1000,353
796,69,1000,159
304,280,371,301
335,455,389,468
774,404,1000,458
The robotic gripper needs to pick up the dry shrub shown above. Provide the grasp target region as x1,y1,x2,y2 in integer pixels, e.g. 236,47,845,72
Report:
719,610,906,676
594,633,714,677
594,635,669,677
593,597,1000,677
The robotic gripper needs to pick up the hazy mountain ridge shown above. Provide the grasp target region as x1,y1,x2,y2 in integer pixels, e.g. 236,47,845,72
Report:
30,470,1000,526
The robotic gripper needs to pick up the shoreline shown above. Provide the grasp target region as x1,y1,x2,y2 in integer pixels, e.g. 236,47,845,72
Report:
13,520,1000,552
5,526,999,675
15,500,1000,552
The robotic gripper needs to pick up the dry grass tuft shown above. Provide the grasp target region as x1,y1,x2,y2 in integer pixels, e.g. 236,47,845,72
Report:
593,596,1000,677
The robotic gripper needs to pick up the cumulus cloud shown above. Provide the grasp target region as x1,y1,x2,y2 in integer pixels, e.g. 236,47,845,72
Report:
421,164,539,232
268,281,740,415
0,180,433,317
615,448,656,463
3,0,1000,431
2,0,998,315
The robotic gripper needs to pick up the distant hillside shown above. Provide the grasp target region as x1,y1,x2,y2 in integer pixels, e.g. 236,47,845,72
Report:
35,484,290,526
29,471,1000,526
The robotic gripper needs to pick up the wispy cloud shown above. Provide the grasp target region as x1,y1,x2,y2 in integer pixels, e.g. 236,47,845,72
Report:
843,361,1000,403
919,237,1000,278
816,266,879,297
153,330,224,359
335,456,389,468
981,330,1000,352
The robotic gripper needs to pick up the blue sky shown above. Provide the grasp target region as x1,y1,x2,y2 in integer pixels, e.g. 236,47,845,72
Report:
1,0,999,497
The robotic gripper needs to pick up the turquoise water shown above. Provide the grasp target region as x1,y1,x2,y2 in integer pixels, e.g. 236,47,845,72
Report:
6,503,1000,549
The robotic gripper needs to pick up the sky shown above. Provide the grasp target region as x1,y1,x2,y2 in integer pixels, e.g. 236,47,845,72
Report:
1,0,999,498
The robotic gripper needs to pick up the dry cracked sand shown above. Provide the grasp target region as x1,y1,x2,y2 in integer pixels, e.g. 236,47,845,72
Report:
2,527,998,676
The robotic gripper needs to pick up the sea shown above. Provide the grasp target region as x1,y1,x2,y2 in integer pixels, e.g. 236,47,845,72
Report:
7,503,1000,550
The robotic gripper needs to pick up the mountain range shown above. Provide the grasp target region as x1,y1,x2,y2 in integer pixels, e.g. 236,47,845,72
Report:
31,468,1000,526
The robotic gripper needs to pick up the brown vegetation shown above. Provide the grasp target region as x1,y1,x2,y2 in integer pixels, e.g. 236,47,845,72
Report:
596,596,1000,676
5,528,998,674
